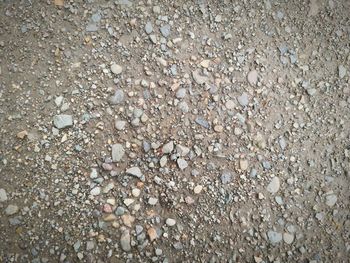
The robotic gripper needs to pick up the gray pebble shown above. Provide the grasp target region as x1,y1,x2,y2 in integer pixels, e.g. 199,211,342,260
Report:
162,141,174,154
267,230,282,244
237,92,249,106
177,158,188,170
160,24,171,37
115,206,125,216
145,21,153,34
195,117,210,129
112,143,124,162
267,177,280,194
120,230,131,251
220,171,232,184
126,167,145,181
109,90,124,105
5,204,19,215
176,88,187,99
0,188,7,202
53,115,73,129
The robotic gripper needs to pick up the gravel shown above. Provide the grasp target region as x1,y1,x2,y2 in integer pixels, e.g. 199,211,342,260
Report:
111,143,124,162
0,188,7,202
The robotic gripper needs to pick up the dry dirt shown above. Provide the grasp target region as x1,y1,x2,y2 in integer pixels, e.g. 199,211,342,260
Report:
0,0,349,262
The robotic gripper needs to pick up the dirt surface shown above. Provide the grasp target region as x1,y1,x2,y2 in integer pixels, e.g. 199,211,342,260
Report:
0,0,349,262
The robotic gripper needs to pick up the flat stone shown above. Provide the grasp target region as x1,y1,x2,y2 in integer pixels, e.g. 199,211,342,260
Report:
177,158,188,170
237,92,249,106
109,90,124,105
86,23,98,32
214,125,224,133
162,141,174,154
166,218,176,226
148,197,158,205
176,88,187,99
120,230,131,251
0,188,8,202
126,167,144,181
267,177,280,194
111,64,122,75
194,185,203,194
131,188,141,197
160,24,171,37
176,145,190,156
178,101,189,113
53,115,73,129
5,204,19,215
192,70,208,85
221,171,232,184
195,117,210,129
147,227,158,241
145,21,153,34
200,59,210,68
225,100,235,110
159,156,167,167
115,120,126,130
267,230,282,244
112,143,124,162
124,198,134,207
247,70,258,86
90,187,101,196
325,194,337,207
339,65,347,79
121,214,135,227
239,159,248,170
283,232,294,244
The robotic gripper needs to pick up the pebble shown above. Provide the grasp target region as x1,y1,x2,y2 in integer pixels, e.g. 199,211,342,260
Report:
221,171,232,184
148,197,158,205
239,159,248,171
165,218,176,226
192,70,208,85
53,115,73,129
178,101,189,113
155,248,163,256
132,188,141,198
112,143,124,162
115,206,126,216
214,125,224,133
126,167,144,181
145,21,153,34
147,227,158,241
120,230,131,251
267,230,282,244
176,145,190,156
195,117,210,129
267,177,280,194
237,92,249,106
162,141,174,154
177,158,188,170
90,187,101,196
338,65,346,79
325,194,337,207
159,156,167,167
17,130,28,139
194,185,203,194
225,100,235,109
111,64,122,75
160,24,171,37
200,59,210,68
283,232,294,244
5,204,19,215
122,214,135,227
109,90,124,105
0,188,7,202
247,70,258,86
115,120,126,130
176,88,187,99
124,198,134,207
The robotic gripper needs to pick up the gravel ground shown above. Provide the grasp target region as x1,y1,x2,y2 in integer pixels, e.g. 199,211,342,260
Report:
0,0,349,262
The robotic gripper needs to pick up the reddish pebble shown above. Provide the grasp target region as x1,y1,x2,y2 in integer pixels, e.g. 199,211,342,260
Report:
102,204,113,213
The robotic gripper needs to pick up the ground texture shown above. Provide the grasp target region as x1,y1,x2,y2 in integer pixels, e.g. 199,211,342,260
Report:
0,0,349,262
